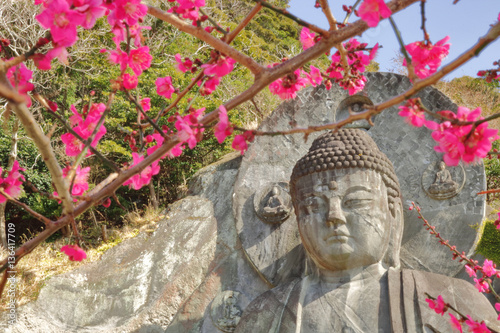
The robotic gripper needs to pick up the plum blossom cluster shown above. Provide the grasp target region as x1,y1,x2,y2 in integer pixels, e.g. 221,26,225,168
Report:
173,51,236,96
35,0,107,69
61,103,107,157
326,38,378,95
123,153,160,190
52,165,90,201
167,0,206,25
0,161,25,203
98,0,153,90
6,62,35,107
358,0,392,28
398,98,426,127
268,66,309,100
403,36,451,79
123,107,208,190
199,52,236,96
426,295,494,332
399,100,498,166
211,105,254,154
429,107,499,166
411,203,499,332
478,58,500,83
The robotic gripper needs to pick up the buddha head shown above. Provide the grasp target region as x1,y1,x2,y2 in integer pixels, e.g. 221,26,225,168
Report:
290,128,403,272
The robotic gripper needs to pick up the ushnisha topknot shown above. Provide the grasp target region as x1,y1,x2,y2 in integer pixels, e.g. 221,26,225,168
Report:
290,128,401,216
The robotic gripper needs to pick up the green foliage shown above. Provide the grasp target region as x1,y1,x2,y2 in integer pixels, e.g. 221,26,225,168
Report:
0,0,305,236
476,220,500,265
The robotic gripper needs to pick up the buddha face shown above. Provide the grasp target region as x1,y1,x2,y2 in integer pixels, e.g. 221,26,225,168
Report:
295,168,393,271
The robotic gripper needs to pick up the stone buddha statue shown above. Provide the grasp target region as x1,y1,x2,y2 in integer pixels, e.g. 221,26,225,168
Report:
428,161,459,197
235,129,500,333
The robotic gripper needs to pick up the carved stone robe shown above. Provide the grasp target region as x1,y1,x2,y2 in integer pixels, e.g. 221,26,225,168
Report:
235,268,500,333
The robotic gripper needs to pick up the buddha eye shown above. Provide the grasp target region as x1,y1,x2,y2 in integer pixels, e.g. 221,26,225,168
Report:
301,196,326,215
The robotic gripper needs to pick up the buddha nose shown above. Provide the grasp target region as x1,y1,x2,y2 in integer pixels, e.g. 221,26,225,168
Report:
327,197,346,226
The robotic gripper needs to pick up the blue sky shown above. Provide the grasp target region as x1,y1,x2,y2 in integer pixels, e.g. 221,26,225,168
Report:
288,0,500,80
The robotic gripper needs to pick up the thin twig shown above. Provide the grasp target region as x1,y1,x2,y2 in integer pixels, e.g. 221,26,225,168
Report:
343,0,362,25
155,3,263,123
126,91,168,138
32,93,121,173
3,31,51,69
148,6,264,75
199,8,227,35
413,203,500,303
389,16,416,81
420,0,431,44
225,3,262,44
0,189,54,226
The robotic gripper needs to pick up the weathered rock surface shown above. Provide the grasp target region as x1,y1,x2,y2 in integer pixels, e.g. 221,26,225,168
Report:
8,195,219,332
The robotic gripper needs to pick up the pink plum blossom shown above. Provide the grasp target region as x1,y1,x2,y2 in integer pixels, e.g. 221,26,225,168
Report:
0,161,25,203
140,98,151,112
325,39,378,95
465,316,491,333
74,0,107,29
307,65,323,87
111,21,150,48
398,98,426,127
232,131,254,155
128,46,152,75
198,76,220,96
202,56,236,78
404,36,450,79
122,73,138,90
358,0,392,27
269,68,308,100
174,108,205,149
425,295,447,316
61,104,107,156
465,264,477,278
175,53,193,73
156,76,175,98
495,303,500,320
214,105,233,143
300,27,316,50
61,244,87,261
431,107,498,166
169,0,206,24
474,278,489,293
36,0,84,47
482,259,497,277
109,0,148,26
6,62,34,107
123,153,160,190
177,0,206,11
103,48,129,72
61,165,90,196
449,313,463,333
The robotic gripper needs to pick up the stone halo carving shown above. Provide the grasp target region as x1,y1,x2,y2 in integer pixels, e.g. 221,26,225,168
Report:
253,182,292,225
209,290,243,333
